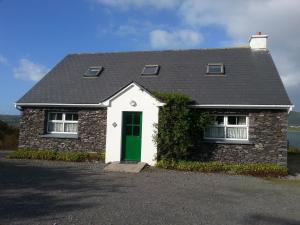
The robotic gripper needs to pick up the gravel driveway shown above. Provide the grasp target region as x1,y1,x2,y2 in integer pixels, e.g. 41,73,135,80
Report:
0,158,300,225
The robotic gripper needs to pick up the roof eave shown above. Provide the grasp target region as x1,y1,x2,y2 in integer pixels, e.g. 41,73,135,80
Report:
15,102,107,109
191,104,294,112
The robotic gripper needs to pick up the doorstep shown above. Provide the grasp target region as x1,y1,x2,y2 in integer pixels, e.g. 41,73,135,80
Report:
104,161,147,173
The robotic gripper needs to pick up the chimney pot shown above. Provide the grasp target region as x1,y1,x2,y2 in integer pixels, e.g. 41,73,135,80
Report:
256,31,262,35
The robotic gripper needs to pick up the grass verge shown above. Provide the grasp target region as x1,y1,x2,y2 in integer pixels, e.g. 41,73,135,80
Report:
8,149,105,162
156,159,288,177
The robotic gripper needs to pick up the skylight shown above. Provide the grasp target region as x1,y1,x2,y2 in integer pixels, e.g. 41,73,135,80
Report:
206,64,224,75
84,66,103,77
141,65,160,76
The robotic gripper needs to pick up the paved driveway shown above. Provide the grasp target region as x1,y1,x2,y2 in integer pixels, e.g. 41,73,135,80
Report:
0,158,300,225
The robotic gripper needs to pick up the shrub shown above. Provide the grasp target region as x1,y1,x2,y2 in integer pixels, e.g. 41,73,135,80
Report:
156,160,288,177
56,151,89,162
8,149,105,162
0,120,19,150
153,92,213,160
288,147,300,154
86,151,105,161
96,152,105,161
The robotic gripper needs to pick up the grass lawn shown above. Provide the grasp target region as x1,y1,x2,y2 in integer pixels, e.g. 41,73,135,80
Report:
288,127,300,132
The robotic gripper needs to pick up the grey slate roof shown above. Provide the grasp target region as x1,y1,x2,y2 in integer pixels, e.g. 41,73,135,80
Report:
17,47,292,106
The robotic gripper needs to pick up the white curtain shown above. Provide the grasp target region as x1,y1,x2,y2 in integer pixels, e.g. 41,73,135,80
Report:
226,127,247,139
64,123,78,133
48,122,63,132
205,127,225,138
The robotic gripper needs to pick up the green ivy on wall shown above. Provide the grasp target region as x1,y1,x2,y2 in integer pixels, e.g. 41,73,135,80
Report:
153,92,213,161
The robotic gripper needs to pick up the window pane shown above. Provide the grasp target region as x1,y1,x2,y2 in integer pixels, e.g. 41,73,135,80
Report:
214,116,224,125
64,123,78,133
141,65,159,75
49,113,56,120
227,116,237,125
125,125,132,135
65,114,72,121
48,122,63,132
65,113,78,121
237,116,246,125
226,127,247,139
133,113,140,125
208,64,223,74
132,126,140,136
84,66,103,77
125,114,132,125
56,113,63,120
73,114,78,121
205,127,225,138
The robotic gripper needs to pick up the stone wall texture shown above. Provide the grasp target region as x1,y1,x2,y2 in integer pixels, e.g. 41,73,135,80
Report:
196,109,288,166
19,107,288,165
19,108,107,152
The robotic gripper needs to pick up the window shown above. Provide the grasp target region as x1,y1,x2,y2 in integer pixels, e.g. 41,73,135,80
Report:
141,65,160,76
204,115,248,141
84,66,103,77
47,112,78,134
206,63,224,74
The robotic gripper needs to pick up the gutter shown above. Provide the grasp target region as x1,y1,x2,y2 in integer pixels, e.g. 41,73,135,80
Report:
15,103,294,113
14,102,108,109
190,104,294,112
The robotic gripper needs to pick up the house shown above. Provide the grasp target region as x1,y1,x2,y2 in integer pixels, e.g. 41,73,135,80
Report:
16,33,293,166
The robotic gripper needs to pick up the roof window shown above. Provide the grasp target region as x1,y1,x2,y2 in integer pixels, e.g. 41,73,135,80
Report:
206,63,224,75
141,65,160,76
84,66,103,77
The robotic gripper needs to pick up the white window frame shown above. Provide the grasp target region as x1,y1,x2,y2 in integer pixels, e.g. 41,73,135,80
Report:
204,115,249,141
47,112,78,134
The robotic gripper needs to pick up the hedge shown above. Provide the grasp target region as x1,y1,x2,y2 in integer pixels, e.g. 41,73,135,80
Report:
8,149,105,162
156,159,288,177
288,147,300,155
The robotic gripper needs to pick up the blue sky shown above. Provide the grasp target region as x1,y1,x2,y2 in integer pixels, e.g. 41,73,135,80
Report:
0,0,299,115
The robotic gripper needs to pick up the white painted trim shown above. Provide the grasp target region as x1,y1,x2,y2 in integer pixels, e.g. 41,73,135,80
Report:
204,115,249,141
47,112,78,134
102,82,165,107
15,102,107,108
15,100,293,112
15,82,165,109
191,104,294,110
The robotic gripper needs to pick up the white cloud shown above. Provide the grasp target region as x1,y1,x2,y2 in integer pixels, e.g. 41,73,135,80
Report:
178,0,300,92
13,58,49,82
94,0,180,10
95,0,300,106
150,29,203,49
0,54,8,65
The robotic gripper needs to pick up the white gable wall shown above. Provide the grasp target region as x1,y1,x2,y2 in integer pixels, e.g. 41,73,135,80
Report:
105,83,161,166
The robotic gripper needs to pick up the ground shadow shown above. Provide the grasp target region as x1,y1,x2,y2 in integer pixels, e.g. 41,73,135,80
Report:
0,159,129,223
246,213,300,225
288,153,300,175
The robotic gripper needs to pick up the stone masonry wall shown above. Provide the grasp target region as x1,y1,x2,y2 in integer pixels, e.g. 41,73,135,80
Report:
18,107,107,152
197,109,288,166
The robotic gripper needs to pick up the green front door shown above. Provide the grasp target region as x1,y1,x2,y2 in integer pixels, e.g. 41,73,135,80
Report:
121,112,142,161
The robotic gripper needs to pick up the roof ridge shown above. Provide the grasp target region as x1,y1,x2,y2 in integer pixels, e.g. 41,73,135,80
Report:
67,46,251,56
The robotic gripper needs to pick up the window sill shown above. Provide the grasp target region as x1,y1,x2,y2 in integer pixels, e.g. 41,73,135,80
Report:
203,140,252,145
40,133,79,139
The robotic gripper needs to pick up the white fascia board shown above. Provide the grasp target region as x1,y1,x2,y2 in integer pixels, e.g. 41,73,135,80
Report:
15,102,107,108
190,104,294,111
102,82,164,107
14,82,165,110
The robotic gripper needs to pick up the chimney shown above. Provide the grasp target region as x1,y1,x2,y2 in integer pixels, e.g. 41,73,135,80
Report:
249,32,268,50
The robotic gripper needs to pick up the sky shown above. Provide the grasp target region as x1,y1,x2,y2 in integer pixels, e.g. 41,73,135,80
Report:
0,0,299,115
